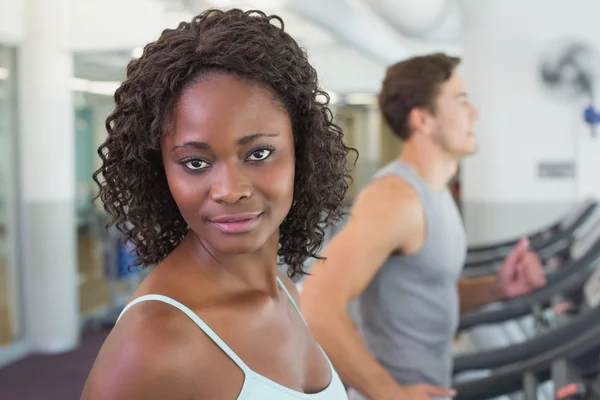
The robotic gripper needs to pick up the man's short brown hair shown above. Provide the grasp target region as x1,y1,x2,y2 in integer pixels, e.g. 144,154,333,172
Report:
379,53,461,140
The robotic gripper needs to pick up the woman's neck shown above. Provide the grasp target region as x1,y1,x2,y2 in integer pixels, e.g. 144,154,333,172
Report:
177,231,282,297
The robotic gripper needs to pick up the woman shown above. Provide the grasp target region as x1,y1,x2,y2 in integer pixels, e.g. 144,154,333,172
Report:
82,8,355,400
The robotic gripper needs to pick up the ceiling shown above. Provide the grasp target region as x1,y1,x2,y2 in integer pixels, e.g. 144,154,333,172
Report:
73,0,462,96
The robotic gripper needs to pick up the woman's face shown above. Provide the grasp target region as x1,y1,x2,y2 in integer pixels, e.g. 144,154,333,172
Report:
161,73,295,256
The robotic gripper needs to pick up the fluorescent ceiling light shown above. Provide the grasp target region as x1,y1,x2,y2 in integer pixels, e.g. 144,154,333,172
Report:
316,90,339,105
345,93,378,105
88,81,121,96
71,78,91,92
71,78,121,96
0,67,9,80
131,47,144,58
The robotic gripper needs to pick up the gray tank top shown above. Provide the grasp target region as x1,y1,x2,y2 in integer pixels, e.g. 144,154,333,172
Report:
352,161,467,390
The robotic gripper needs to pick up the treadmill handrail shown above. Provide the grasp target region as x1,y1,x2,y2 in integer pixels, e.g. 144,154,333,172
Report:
466,200,597,254
465,229,575,268
454,302,600,373
462,236,600,280
464,202,598,268
458,266,595,330
454,320,600,400
458,242,600,331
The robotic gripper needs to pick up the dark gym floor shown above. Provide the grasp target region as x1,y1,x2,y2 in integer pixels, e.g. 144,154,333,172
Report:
0,329,109,400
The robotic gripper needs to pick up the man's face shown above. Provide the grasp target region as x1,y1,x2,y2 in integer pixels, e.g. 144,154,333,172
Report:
429,72,479,159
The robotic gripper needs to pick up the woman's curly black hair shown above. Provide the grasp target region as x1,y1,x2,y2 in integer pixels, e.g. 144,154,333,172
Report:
93,8,357,278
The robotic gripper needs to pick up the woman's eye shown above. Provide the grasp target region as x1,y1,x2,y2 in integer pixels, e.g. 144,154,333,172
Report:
184,159,209,170
247,149,272,161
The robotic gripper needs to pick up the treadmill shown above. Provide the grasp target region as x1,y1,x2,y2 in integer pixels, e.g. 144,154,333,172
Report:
464,198,598,272
455,250,600,373
466,198,597,258
452,265,600,400
461,203,600,280
459,225,600,332
455,222,600,370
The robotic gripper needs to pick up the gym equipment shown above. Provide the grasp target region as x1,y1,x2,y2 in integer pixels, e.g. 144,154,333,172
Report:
462,204,600,280
454,326,600,399
454,285,600,374
464,198,598,271
453,265,600,400
82,215,148,331
467,199,596,256
455,222,600,383
458,225,600,331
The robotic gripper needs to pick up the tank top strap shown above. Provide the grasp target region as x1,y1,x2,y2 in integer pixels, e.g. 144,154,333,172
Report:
276,276,308,326
374,160,439,218
376,161,432,195
117,294,251,373
276,276,335,369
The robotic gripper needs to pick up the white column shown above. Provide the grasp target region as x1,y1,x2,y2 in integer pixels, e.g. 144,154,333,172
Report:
363,104,382,177
457,0,599,242
351,105,382,193
18,0,79,353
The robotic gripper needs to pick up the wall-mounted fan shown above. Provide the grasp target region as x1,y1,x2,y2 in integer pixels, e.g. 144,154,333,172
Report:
539,39,600,137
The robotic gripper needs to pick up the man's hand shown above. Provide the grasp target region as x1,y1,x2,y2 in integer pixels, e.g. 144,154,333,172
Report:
497,237,546,298
396,384,457,399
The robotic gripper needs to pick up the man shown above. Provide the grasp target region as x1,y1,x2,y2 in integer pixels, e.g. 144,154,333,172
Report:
300,53,547,400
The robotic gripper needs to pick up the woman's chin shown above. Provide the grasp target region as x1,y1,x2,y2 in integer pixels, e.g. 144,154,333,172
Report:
206,235,268,256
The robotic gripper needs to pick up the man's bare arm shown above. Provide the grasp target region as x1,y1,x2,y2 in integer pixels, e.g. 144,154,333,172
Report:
301,177,453,400
458,276,504,314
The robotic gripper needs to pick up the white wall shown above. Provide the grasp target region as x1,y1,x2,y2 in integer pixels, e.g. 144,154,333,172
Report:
2,0,454,95
458,0,600,243
0,0,24,44
0,0,192,51
71,0,194,51
308,46,385,94
575,96,600,200
460,0,600,204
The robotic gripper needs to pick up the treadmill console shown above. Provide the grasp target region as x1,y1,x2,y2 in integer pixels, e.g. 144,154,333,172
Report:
584,264,600,308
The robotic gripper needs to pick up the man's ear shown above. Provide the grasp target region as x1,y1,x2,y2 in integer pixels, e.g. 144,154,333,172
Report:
408,107,434,137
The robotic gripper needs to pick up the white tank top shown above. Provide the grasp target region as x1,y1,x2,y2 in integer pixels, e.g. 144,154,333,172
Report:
117,277,348,400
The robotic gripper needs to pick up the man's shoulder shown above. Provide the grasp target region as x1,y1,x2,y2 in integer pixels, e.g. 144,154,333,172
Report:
356,174,421,216
342,174,424,249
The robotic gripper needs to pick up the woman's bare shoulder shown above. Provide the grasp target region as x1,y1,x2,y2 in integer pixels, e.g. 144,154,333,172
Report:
81,299,220,399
